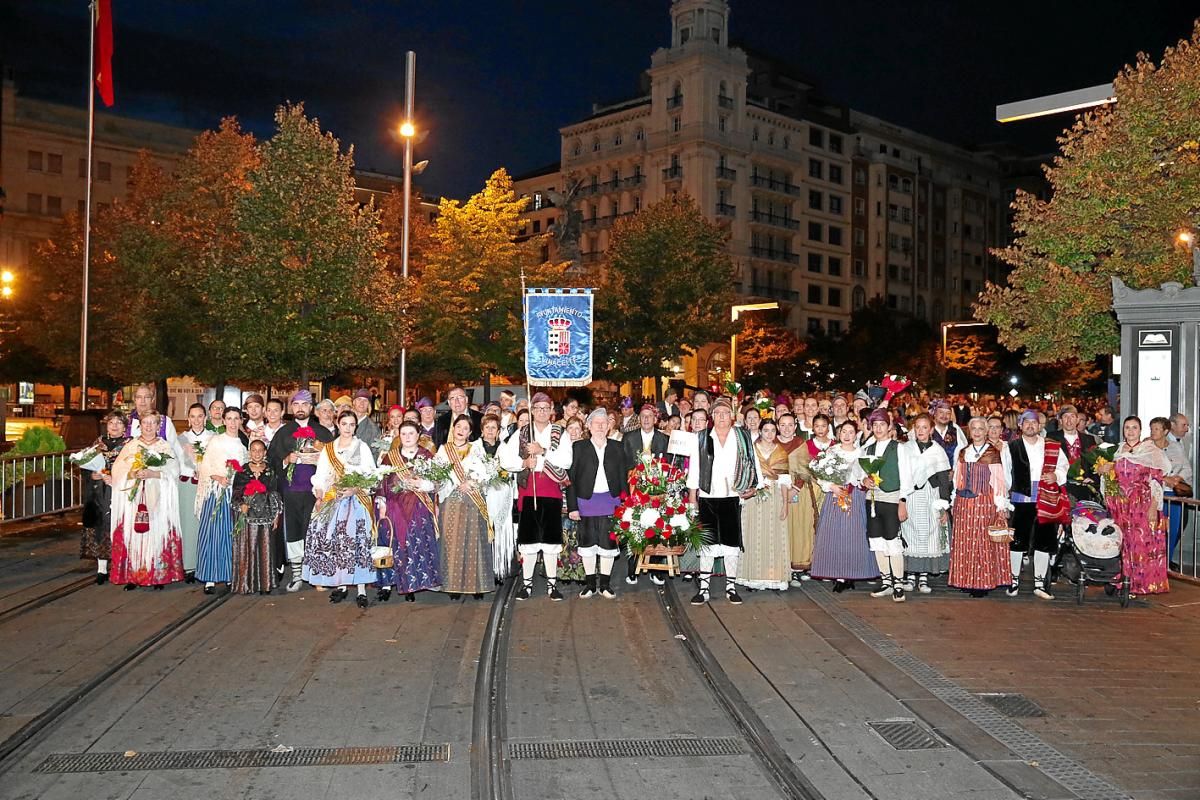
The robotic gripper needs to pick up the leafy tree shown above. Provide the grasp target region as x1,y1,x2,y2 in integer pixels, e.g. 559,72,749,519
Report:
736,319,804,391
210,104,401,383
410,168,567,382
977,23,1200,362
941,332,1000,376
596,193,737,382
807,299,941,391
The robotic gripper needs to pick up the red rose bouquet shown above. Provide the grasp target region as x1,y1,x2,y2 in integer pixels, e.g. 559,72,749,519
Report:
286,426,318,483
611,453,705,556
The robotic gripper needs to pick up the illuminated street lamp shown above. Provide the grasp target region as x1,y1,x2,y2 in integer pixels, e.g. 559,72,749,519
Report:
397,50,417,407
0,270,13,299
996,83,1115,123
730,302,779,381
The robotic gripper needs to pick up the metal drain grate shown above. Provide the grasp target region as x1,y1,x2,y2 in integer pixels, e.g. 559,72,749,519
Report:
977,693,1046,718
509,737,745,760
35,744,451,773
866,719,946,751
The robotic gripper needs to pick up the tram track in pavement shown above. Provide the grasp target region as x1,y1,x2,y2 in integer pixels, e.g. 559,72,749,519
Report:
0,572,95,625
0,589,233,775
657,578,865,800
472,576,518,800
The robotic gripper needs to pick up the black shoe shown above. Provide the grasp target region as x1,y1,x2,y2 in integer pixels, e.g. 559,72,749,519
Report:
448,593,461,600
202,585,214,595
405,593,416,602
726,589,743,605
153,584,164,591
95,572,108,585
377,587,392,602
649,572,665,586
516,582,532,601
473,592,484,600
329,587,347,604
124,583,138,591
356,593,368,609
969,589,988,598
548,584,563,601
690,590,710,605
184,572,196,584
831,580,849,594
682,573,694,582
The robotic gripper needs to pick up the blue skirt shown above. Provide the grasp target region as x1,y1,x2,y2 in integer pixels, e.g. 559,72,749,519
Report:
196,490,234,583
809,487,879,581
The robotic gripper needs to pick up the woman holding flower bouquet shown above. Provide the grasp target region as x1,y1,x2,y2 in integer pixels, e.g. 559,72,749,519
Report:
304,410,380,608
78,412,130,584
1099,416,1172,596
196,407,249,594
231,440,282,594
178,403,214,582
808,419,878,592
737,419,792,591
108,408,185,589
899,413,953,595
436,415,496,598
374,420,442,601
474,414,519,583
787,413,832,584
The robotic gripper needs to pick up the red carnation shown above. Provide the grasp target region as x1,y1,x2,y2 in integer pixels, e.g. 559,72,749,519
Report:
619,491,628,500
293,426,316,440
655,517,667,529
644,529,655,539
244,478,268,496
609,533,618,541
226,459,242,472
650,497,661,508
635,463,645,472
619,520,631,530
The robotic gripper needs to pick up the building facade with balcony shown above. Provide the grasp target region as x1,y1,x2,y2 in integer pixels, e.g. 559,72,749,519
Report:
513,0,1009,340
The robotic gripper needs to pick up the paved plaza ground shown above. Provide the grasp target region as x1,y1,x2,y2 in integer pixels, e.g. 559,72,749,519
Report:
0,515,1195,800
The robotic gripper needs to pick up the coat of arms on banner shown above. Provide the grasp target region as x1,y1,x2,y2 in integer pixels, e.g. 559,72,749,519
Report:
524,289,594,387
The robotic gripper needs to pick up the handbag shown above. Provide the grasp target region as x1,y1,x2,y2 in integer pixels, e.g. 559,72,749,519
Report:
371,517,395,570
1036,481,1070,524
134,503,151,533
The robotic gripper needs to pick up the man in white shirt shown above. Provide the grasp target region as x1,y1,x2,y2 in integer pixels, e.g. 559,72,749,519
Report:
262,398,286,444
1001,410,1068,600
500,392,573,600
687,398,759,605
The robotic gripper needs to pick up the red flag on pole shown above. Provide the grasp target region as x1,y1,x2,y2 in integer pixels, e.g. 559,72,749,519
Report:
94,0,114,107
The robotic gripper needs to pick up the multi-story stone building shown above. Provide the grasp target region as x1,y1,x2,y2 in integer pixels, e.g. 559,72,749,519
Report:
513,0,1010,343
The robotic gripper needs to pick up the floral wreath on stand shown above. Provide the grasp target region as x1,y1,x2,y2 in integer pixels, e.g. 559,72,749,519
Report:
611,453,706,556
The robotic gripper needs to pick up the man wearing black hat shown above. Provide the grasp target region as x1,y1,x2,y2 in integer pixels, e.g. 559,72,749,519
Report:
622,403,670,585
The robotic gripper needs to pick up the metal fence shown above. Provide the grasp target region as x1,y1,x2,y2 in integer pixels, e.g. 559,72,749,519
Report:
1164,495,1200,580
0,451,83,525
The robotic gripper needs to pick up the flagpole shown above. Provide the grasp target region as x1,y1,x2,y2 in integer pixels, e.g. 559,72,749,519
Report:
521,268,536,510
80,0,96,410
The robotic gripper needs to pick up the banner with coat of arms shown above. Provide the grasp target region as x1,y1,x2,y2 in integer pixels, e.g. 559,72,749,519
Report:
524,288,594,387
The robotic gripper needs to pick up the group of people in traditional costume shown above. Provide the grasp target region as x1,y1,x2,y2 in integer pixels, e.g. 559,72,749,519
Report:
75,382,1176,606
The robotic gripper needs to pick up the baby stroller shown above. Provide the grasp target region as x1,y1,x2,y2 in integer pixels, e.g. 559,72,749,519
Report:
1055,501,1131,608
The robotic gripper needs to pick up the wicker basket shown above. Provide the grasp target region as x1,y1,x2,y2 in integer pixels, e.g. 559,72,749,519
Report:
987,525,1014,544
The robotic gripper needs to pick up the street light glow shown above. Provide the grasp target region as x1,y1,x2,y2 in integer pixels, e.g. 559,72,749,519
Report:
400,121,415,138
1,286,12,299
0,270,13,284
1178,231,1193,245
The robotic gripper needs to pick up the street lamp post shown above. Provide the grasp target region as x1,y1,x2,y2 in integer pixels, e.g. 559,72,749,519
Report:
730,302,779,381
397,50,416,408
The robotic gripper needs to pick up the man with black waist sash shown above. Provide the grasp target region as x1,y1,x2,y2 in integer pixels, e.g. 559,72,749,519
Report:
686,398,759,605
1002,409,1068,600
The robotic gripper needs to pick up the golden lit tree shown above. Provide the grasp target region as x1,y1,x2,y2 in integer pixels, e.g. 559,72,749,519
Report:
977,22,1200,362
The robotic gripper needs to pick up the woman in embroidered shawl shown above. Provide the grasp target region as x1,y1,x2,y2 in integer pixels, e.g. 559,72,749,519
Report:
787,412,832,584
900,413,953,594
474,413,518,582
303,410,378,608
948,417,1011,596
195,407,248,594
435,414,496,597
109,408,185,589
231,439,281,595
737,419,792,591
374,420,441,602
809,419,878,592
1098,416,1172,596
80,411,129,584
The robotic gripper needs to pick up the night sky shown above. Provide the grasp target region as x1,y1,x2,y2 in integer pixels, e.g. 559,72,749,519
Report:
3,1,1197,199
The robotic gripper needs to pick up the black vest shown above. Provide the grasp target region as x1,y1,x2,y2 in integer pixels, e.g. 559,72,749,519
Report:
1007,439,1033,497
